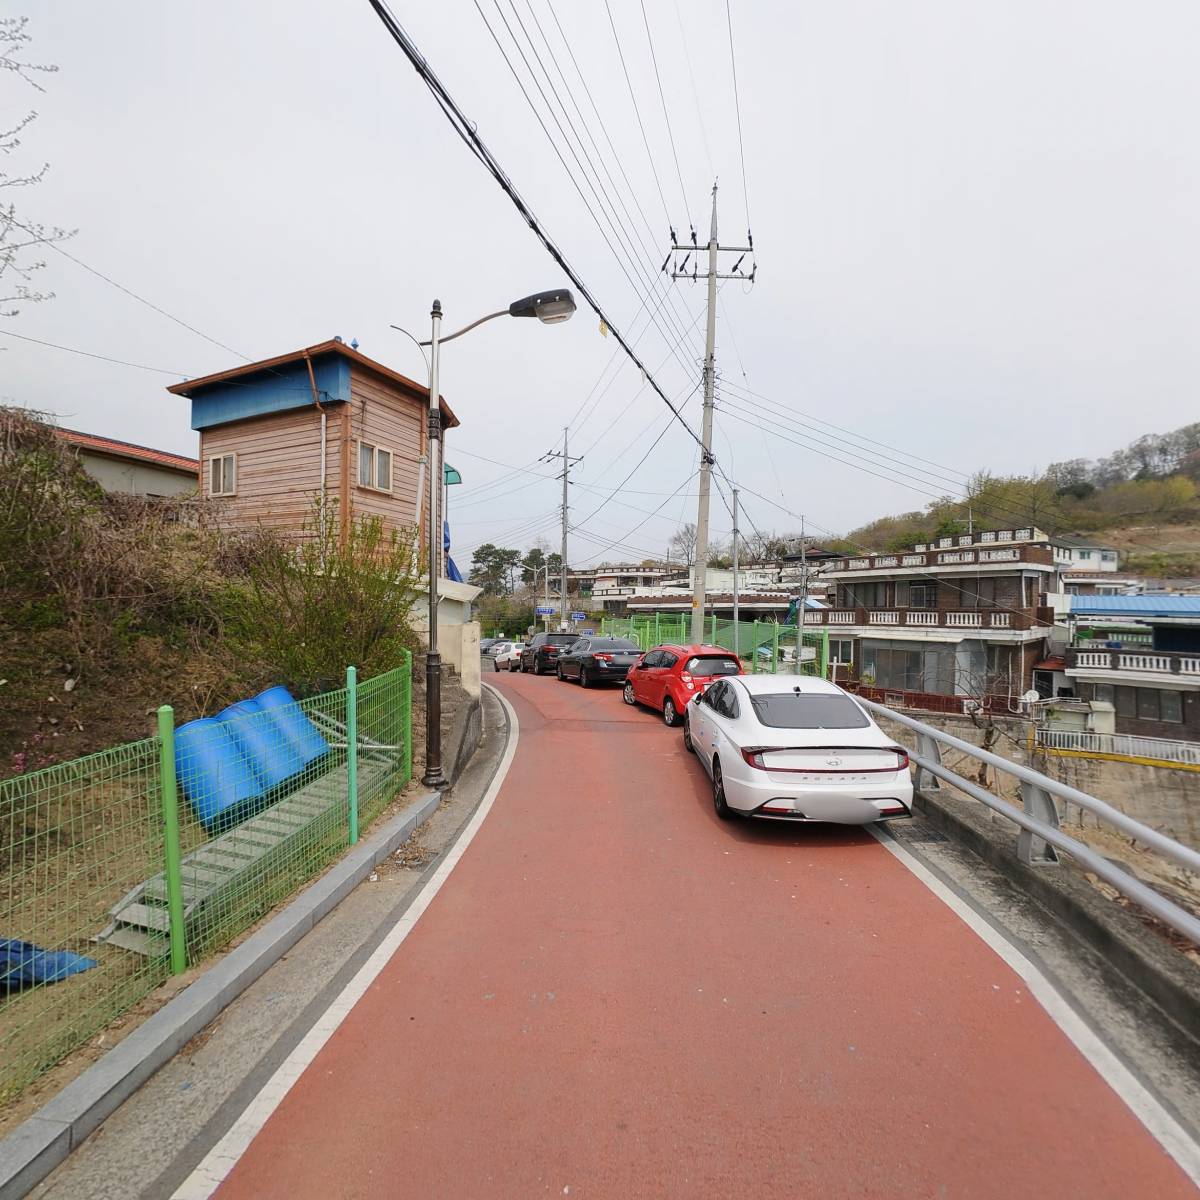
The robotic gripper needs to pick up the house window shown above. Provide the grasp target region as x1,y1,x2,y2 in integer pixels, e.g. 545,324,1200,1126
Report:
1136,689,1160,721
1101,551,1116,562
1161,691,1183,723
829,639,854,663
1115,686,1136,718
1078,550,1093,560
1091,683,1114,704
208,453,236,497
958,577,998,609
357,441,393,492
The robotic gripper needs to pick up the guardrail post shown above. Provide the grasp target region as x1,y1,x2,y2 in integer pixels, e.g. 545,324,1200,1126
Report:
346,665,359,846
914,732,943,791
1017,781,1060,865
157,705,187,975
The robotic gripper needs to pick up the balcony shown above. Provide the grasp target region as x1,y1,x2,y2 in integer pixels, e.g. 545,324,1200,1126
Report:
803,607,1051,632
827,541,1053,574
1066,648,1200,678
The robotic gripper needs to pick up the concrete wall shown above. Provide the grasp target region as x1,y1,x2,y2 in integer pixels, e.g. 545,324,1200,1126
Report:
871,707,1200,850
438,621,481,699
80,451,197,497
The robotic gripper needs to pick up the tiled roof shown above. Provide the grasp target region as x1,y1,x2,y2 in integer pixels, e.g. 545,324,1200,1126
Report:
57,428,199,473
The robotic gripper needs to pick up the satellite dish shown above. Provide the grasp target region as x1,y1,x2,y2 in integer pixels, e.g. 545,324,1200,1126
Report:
1022,690,1041,704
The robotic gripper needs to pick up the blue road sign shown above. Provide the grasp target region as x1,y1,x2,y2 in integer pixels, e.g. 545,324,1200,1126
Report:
535,605,556,616
570,611,587,621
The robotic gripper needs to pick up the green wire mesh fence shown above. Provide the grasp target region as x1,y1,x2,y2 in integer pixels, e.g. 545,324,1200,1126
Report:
0,657,412,1104
600,615,829,677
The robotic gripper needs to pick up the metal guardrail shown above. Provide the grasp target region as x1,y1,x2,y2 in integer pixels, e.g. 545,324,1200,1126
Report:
857,698,1200,947
1036,727,1200,767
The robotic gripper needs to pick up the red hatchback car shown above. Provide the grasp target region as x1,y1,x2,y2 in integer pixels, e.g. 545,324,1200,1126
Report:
622,643,743,726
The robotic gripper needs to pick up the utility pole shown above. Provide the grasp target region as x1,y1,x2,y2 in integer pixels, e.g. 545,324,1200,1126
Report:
543,428,582,631
667,183,754,644
798,515,808,676
731,488,740,660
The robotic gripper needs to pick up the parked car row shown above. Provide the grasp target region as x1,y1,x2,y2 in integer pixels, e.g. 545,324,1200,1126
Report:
501,632,914,828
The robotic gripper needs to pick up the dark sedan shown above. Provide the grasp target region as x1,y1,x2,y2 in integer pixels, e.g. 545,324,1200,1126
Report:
556,637,642,687
520,631,579,675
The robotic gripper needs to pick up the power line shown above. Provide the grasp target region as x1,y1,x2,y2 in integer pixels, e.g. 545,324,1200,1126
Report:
724,0,753,242
363,0,709,459
602,0,674,231
5,215,251,361
475,1,697,365
638,0,692,225
673,0,714,178
0,329,187,376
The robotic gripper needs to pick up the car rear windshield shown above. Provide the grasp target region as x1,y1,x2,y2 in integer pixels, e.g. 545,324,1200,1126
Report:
592,638,639,650
685,656,740,677
544,634,577,646
749,693,870,729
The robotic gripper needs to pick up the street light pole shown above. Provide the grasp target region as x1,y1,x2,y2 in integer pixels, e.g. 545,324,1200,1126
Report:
423,299,447,789
397,287,576,791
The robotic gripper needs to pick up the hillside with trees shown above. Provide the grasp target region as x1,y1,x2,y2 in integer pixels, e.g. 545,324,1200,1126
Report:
838,420,1200,576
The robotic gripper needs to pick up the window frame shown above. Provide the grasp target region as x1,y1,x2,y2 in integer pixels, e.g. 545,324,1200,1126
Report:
357,439,394,494
1160,690,1184,724
208,452,236,497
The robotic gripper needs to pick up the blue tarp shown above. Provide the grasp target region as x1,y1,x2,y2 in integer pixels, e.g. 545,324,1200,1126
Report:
1,938,97,993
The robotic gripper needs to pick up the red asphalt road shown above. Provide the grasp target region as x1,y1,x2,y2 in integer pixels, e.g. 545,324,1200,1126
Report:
216,672,1194,1199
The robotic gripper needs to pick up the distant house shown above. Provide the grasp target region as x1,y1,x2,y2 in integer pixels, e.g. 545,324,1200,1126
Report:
1064,595,1200,741
1051,535,1120,573
811,527,1061,704
167,338,459,557
57,428,198,497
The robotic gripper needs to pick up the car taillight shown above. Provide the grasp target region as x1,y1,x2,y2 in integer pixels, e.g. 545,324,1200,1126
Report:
741,747,768,770
594,653,612,662
892,748,910,771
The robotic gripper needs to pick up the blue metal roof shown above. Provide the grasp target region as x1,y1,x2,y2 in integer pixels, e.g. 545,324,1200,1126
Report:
1070,595,1200,618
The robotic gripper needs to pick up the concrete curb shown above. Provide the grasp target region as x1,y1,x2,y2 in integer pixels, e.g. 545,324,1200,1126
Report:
914,787,1200,1062
0,789,441,1200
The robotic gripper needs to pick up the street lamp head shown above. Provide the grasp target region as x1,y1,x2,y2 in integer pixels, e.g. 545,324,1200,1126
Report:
509,288,577,324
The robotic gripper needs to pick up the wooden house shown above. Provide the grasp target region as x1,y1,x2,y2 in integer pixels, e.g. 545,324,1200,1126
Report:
168,338,458,556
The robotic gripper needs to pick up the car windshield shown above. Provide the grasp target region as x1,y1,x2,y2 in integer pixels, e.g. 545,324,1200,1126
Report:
592,638,639,650
686,656,740,677
749,693,870,729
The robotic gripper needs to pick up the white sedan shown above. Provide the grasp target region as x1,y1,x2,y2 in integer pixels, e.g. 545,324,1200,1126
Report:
493,642,526,672
683,675,913,824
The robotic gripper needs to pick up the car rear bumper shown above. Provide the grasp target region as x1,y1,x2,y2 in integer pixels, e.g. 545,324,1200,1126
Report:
724,773,914,825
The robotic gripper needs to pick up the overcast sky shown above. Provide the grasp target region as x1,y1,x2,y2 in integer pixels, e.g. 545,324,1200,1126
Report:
4,1,1198,562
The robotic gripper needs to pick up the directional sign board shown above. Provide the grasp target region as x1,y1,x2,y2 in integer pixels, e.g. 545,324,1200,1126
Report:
535,605,556,616
570,611,587,622
581,629,595,636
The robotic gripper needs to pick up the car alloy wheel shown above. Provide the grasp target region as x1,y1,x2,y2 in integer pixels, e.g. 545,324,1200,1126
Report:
622,682,637,706
557,664,565,681
662,697,679,727
580,667,591,688
713,760,731,820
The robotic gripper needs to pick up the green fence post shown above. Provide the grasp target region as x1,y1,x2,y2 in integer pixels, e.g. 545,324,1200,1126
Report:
820,628,829,679
346,665,359,846
157,705,187,976
771,623,780,674
403,650,413,784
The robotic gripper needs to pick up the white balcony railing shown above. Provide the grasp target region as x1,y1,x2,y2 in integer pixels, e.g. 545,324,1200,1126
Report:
1118,654,1173,673
906,611,939,626
827,610,857,625
1037,728,1200,767
991,612,1011,629
1183,658,1200,676
1075,650,1111,668
870,610,899,624
946,612,982,627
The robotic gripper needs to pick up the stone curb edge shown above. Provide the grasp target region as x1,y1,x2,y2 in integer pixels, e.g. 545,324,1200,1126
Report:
0,788,442,1200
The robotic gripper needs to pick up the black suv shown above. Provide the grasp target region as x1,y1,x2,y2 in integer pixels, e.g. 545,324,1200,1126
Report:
520,632,578,675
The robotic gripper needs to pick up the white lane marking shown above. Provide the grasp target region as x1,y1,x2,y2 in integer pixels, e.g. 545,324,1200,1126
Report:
871,827,1200,1187
173,686,521,1199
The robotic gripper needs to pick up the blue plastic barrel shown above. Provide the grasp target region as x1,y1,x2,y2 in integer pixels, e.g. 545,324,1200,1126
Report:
217,699,306,790
174,717,264,831
252,686,330,767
